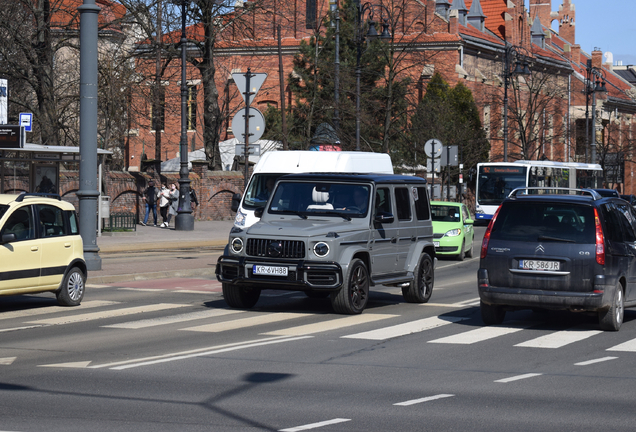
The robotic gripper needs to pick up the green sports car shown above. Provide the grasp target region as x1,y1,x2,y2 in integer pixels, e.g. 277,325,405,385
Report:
431,201,475,261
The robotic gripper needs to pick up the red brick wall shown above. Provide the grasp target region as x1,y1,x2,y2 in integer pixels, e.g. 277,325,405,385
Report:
57,169,247,221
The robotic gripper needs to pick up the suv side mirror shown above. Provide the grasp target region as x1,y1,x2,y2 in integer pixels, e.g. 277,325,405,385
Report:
465,218,474,225
231,193,241,212
1,233,17,245
374,211,394,224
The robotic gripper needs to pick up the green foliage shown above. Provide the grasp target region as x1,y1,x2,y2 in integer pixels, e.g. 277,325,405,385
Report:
410,73,489,183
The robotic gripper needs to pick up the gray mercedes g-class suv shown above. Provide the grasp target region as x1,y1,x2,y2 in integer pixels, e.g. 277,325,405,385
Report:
216,173,436,314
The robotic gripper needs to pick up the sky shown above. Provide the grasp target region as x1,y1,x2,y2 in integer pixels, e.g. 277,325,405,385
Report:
526,0,636,65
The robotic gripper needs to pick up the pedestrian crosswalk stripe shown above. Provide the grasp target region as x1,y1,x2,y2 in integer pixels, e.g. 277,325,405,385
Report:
103,308,244,329
264,314,398,337
428,322,533,345
0,300,119,321
0,357,16,365
183,313,310,333
515,327,602,348
26,304,192,326
341,315,468,341
607,338,636,352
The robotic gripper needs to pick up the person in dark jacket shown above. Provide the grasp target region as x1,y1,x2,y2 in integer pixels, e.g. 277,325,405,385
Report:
141,180,158,226
190,188,199,211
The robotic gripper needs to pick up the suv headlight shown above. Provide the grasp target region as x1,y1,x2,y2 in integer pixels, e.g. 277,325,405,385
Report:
234,210,246,227
230,237,244,253
445,228,461,237
313,242,330,257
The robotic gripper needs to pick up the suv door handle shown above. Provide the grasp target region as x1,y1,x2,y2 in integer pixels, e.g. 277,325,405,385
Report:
31,246,39,252
64,242,71,248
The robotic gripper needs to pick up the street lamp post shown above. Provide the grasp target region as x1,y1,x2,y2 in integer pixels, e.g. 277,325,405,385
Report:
175,0,194,231
354,0,390,151
583,57,607,165
502,43,530,162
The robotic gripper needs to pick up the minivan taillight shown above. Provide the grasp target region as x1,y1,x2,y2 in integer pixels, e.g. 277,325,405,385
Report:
594,207,605,265
481,205,502,259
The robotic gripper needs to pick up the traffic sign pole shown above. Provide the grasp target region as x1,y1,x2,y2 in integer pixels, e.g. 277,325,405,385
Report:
244,69,252,190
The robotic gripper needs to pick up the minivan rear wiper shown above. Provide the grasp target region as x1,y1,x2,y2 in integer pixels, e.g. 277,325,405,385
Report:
537,235,575,243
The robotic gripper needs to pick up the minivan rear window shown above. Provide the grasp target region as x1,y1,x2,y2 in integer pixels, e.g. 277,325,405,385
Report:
490,202,595,244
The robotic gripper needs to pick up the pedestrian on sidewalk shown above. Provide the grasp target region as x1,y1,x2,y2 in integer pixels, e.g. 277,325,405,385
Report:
166,183,179,227
158,183,171,227
190,187,199,211
141,180,158,226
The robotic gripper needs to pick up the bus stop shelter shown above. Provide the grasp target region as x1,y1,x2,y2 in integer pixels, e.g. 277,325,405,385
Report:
0,143,111,194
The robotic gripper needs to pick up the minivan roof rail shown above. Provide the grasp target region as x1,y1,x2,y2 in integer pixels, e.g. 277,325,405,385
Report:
15,192,62,202
508,187,601,200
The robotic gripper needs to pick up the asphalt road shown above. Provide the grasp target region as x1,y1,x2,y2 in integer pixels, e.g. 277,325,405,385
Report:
3,227,636,431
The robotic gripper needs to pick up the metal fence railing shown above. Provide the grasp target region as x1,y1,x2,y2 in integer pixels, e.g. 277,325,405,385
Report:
103,212,137,232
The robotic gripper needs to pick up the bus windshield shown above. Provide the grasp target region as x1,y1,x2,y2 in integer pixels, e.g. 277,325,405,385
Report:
477,165,527,206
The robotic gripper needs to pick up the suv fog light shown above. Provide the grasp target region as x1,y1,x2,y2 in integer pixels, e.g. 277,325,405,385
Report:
313,242,329,257
231,237,244,253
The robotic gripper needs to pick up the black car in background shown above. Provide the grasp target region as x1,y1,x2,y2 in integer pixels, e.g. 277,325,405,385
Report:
621,194,636,207
478,188,636,331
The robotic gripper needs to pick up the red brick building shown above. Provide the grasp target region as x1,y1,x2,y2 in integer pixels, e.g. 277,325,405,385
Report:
126,0,636,193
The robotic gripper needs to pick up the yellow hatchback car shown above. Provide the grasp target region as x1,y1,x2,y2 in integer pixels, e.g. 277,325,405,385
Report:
0,193,86,305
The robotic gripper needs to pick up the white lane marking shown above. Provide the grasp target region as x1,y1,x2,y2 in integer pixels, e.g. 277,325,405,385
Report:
0,357,16,365
110,336,313,370
265,314,398,337
607,338,636,352
183,313,310,333
39,361,92,369
515,328,602,349
454,297,481,306
279,418,351,432
341,315,468,341
119,288,167,292
86,336,297,369
429,322,533,345
574,356,618,366
26,304,192,326
103,309,244,329
394,394,455,406
0,300,118,321
495,373,543,383
174,290,217,294
0,325,45,333
86,284,111,289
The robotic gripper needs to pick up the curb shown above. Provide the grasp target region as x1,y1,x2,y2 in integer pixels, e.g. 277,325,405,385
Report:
88,267,218,284
98,240,227,254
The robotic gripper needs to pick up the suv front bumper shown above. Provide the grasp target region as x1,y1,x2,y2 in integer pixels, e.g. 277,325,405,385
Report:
216,256,343,291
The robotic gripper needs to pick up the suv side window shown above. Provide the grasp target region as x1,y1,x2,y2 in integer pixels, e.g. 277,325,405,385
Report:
615,202,636,242
602,203,626,242
38,205,66,238
395,187,411,221
413,187,430,220
375,187,392,215
2,206,35,241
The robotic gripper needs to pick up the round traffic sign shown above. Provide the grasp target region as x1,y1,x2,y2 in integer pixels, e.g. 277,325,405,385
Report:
424,139,443,158
232,108,265,143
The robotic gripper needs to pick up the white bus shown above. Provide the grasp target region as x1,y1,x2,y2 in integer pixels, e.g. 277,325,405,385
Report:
474,160,603,223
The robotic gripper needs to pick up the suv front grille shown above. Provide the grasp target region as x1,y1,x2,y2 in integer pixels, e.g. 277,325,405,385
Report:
246,238,306,258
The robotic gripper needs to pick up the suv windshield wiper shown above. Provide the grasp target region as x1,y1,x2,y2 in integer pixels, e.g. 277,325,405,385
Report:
289,211,307,219
537,235,575,243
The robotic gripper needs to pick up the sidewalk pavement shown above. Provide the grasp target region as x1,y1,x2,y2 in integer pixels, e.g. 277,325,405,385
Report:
97,220,234,253
88,220,234,284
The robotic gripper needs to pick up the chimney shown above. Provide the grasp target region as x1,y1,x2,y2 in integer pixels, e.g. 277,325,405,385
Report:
563,44,571,61
592,49,603,69
571,44,580,66
449,9,459,34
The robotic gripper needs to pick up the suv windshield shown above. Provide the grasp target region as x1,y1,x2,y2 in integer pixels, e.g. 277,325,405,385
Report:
491,202,595,244
243,174,284,210
268,181,371,218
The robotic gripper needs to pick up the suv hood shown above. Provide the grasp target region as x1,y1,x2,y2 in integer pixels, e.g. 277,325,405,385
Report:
247,218,364,238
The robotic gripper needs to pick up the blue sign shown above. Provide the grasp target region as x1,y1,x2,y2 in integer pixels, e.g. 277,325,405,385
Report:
19,113,32,132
